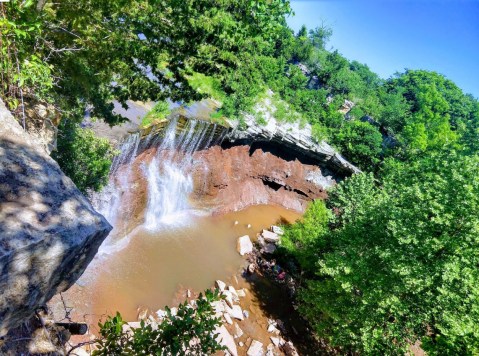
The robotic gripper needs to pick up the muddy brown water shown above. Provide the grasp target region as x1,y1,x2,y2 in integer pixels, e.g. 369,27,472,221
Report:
53,205,300,324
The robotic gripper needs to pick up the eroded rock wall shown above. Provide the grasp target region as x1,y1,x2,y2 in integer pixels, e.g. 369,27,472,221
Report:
0,100,112,335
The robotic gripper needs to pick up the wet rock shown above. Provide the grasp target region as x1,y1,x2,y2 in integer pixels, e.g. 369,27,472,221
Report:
262,230,279,243
215,280,227,292
233,323,244,339
215,325,238,356
237,235,253,256
247,340,264,356
0,99,112,335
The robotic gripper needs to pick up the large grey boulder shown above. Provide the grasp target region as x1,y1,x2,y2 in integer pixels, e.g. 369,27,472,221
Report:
0,100,112,335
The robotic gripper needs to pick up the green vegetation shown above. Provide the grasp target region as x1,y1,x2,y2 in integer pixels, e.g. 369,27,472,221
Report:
94,289,224,355
140,101,171,128
52,120,115,193
4,1,479,353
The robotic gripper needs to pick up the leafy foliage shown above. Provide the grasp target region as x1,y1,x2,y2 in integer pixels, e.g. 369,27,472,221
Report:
94,289,224,355
52,121,115,193
285,152,479,354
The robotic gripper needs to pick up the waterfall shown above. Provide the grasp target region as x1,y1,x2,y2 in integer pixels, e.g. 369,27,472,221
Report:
90,117,227,242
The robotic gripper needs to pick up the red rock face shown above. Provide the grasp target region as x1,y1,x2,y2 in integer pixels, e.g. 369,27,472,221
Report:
189,145,328,214
111,144,329,224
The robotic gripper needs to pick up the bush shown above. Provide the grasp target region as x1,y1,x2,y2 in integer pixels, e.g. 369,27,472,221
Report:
53,121,115,194
93,289,224,355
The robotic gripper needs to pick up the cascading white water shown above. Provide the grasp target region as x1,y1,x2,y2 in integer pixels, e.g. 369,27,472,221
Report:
91,116,227,239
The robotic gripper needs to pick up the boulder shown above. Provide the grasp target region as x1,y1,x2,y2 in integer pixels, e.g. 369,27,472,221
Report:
247,340,264,356
262,230,279,243
215,280,227,291
224,313,233,325
0,100,112,335
270,226,284,235
225,305,244,321
262,243,277,254
215,325,238,356
237,235,253,255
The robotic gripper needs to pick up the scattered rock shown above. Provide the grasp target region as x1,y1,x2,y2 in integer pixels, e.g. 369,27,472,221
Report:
267,324,280,334
224,313,233,325
187,289,191,298
228,286,239,301
137,308,148,321
237,289,246,298
233,323,244,339
215,325,238,356
247,224,252,228
237,235,253,255
70,347,90,356
262,230,280,243
282,341,299,356
247,340,264,356
156,309,167,319
239,341,244,347
226,305,244,320
216,280,227,291
127,321,141,329
271,226,284,235
234,221,239,225
266,343,275,356
263,243,277,254
212,301,225,314
170,307,178,316
270,337,280,347
222,290,235,308
248,263,256,274
243,310,250,319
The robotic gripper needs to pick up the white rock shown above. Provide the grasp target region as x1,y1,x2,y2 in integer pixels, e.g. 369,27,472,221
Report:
170,307,178,316
226,304,244,320
247,224,252,228
224,313,233,325
237,289,246,297
127,321,141,329
233,323,244,338
228,286,239,301
234,220,239,225
262,230,280,243
266,343,275,356
215,325,238,356
70,347,89,356
211,301,225,313
270,337,280,347
216,280,227,291
239,341,244,347
247,340,264,356
267,324,280,334
271,226,284,235
222,290,234,308
237,235,253,255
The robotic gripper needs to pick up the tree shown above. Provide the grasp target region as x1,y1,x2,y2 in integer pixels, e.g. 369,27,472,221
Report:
333,120,383,170
287,151,479,354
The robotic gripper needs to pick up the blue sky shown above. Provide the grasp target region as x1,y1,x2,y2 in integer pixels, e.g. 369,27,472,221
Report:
287,0,479,98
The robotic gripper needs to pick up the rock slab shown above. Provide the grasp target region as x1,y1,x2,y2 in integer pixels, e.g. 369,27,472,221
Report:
0,100,112,335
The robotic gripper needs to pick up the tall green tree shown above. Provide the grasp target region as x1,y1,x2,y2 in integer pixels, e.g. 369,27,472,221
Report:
285,151,479,354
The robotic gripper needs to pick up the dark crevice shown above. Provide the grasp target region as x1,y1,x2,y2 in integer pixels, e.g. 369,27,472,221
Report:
261,178,283,191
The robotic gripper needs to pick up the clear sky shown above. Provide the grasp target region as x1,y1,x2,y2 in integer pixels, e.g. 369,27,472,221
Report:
287,0,479,98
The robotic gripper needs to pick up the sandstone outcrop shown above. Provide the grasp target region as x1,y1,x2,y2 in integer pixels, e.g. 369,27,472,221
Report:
190,145,329,213
0,100,112,335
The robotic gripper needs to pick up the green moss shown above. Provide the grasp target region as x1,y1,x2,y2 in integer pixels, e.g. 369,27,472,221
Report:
141,101,171,128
